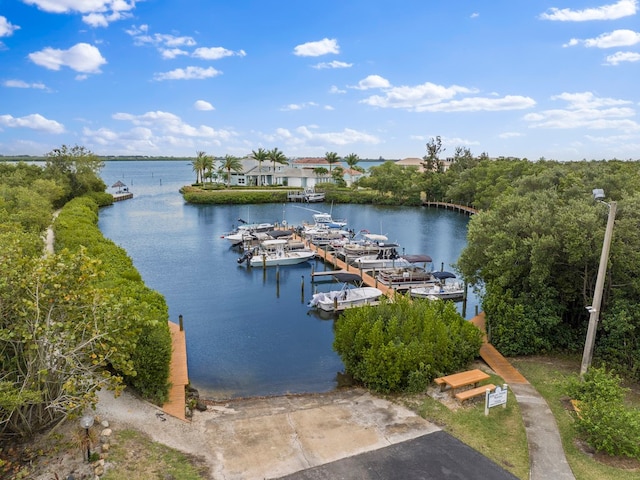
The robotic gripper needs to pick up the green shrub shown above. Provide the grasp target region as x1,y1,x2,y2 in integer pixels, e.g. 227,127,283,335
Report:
567,366,640,459
54,196,171,405
333,296,483,394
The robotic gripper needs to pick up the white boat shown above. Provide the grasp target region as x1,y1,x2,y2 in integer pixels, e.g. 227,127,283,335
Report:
340,232,389,257
350,243,413,270
287,188,326,203
409,272,465,301
222,222,275,246
308,272,383,312
375,255,435,289
240,239,315,267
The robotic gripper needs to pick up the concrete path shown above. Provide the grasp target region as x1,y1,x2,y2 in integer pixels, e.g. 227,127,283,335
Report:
511,383,575,480
471,313,575,480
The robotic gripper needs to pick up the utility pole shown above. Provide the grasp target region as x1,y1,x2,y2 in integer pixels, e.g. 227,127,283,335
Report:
580,199,617,378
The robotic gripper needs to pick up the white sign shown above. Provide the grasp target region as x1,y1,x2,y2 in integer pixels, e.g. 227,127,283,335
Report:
485,384,508,416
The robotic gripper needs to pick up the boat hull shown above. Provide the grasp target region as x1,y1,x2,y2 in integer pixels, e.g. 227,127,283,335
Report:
309,287,383,312
248,250,315,267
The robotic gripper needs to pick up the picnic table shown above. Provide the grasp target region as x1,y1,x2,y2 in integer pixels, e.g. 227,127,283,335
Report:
435,369,491,397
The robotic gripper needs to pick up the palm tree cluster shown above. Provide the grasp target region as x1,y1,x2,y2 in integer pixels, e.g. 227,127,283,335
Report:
191,151,215,184
193,147,291,187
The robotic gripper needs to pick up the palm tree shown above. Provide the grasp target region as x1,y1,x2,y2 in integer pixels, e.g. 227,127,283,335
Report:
267,147,288,185
344,153,360,186
324,151,340,173
221,154,243,187
203,154,215,183
250,148,269,187
192,151,207,184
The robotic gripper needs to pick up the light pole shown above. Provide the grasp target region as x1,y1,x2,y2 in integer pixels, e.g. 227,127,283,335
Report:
79,414,95,462
580,189,617,378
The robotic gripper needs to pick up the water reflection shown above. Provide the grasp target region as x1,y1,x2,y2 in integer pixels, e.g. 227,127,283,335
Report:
98,161,478,399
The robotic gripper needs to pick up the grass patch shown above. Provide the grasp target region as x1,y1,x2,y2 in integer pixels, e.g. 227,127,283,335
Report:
102,429,209,480
404,371,529,479
511,355,640,480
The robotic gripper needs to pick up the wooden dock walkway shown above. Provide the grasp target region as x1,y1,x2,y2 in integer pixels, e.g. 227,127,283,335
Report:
162,320,189,421
422,201,477,216
308,240,527,384
470,312,528,384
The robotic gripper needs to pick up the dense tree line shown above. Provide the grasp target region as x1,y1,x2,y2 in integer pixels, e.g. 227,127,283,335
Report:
0,148,171,440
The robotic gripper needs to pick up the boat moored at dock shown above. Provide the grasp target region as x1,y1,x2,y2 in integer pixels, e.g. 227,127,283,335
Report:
308,272,383,312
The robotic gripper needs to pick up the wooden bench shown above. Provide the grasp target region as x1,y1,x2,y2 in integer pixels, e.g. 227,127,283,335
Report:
434,369,491,396
455,384,496,403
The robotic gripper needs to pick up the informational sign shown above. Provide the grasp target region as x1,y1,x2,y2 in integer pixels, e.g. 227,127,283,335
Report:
485,384,508,416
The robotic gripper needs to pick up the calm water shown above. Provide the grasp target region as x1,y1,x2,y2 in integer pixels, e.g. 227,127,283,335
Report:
98,161,479,400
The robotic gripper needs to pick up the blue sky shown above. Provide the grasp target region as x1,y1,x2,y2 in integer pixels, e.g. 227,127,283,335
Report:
1,1,639,161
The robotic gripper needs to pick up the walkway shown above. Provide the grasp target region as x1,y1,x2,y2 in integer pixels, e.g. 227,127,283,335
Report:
471,313,575,480
162,320,189,421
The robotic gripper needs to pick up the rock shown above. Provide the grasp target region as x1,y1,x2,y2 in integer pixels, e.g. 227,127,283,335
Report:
195,400,208,412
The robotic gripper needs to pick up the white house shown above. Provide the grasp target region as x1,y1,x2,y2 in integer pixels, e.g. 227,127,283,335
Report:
223,156,366,187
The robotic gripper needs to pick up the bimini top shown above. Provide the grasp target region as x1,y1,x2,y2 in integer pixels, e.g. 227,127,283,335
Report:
401,254,433,264
330,272,363,283
432,271,457,280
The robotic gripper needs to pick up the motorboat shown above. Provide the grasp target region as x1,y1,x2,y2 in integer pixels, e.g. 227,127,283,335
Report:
239,239,315,267
409,271,465,301
222,221,275,246
375,255,435,289
307,272,383,312
340,232,389,257
350,243,413,271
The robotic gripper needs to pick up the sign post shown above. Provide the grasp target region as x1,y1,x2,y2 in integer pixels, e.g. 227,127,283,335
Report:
485,384,508,416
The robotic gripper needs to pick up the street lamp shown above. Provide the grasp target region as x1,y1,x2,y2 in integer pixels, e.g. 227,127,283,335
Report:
79,414,95,462
580,189,617,377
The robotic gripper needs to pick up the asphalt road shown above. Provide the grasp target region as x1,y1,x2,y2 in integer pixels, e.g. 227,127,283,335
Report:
277,431,519,480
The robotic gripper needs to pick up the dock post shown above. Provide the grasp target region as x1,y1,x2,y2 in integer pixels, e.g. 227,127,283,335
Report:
334,296,338,311
179,314,183,331
301,275,305,301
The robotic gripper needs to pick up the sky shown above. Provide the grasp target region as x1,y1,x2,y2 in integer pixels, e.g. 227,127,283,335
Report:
1,0,639,161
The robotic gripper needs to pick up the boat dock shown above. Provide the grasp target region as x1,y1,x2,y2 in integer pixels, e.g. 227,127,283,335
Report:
422,200,477,216
112,192,133,202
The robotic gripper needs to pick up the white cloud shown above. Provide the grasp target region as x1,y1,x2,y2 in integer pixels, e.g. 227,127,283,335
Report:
24,0,137,27
160,48,188,59
261,125,380,148
422,95,536,113
470,12,479,19
0,16,20,37
111,111,235,144
312,60,352,69
193,47,246,60
499,132,524,139
4,79,47,89
357,77,535,113
126,26,196,48
0,113,64,133
329,85,346,94
293,38,339,57
28,43,106,73
524,91,640,131
295,126,380,146
153,66,221,81
567,29,640,48
605,50,640,64
280,102,319,111
194,100,215,111
352,75,391,90
540,0,637,21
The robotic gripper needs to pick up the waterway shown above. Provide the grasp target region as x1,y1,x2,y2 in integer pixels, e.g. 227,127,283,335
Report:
98,161,479,400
